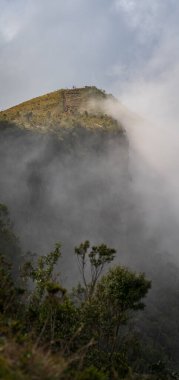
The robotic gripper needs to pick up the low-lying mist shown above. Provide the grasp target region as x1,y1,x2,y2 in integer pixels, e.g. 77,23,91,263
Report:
101,68,179,266
0,124,129,284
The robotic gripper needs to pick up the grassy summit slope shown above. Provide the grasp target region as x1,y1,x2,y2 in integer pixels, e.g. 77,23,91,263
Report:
0,86,122,136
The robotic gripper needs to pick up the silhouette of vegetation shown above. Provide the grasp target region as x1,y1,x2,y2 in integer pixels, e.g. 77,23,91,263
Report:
0,204,156,379
1,204,179,379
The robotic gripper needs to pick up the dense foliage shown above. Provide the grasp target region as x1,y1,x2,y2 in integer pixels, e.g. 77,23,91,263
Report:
1,204,179,379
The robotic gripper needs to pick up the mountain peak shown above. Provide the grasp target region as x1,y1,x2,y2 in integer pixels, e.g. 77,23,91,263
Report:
0,86,122,134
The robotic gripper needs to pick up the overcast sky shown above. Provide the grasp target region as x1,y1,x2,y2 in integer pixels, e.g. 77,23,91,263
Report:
0,0,179,109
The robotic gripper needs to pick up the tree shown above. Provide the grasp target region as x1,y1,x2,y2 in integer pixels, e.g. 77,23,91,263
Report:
22,243,77,346
73,242,151,376
74,240,116,300
95,266,151,350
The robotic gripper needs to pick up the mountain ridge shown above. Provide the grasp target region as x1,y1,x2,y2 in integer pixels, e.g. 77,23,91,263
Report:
0,86,123,135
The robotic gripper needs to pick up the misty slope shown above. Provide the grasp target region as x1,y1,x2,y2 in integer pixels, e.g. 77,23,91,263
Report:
0,86,127,276
1,87,179,369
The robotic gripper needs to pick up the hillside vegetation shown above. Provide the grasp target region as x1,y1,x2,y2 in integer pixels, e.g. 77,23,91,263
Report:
0,205,154,380
0,86,121,136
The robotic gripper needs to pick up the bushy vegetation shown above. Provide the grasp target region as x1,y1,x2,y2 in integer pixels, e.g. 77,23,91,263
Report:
1,204,179,379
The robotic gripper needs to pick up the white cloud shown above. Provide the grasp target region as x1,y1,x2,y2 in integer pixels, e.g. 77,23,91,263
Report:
0,0,34,43
114,0,163,42
0,12,19,42
0,0,179,108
